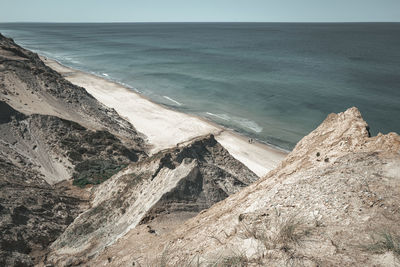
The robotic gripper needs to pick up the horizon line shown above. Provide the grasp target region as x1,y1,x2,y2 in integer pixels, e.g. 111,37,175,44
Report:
1,21,400,24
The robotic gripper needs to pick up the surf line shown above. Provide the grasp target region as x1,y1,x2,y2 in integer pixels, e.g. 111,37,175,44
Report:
206,112,230,121
163,96,182,106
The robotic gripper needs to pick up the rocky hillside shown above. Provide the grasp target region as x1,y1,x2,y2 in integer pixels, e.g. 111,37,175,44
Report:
45,135,258,266
0,102,87,266
0,147,84,267
0,33,146,149
88,108,400,267
0,33,149,266
0,101,144,185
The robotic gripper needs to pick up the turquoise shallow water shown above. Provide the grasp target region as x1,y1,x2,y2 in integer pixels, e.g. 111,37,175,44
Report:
1,23,399,150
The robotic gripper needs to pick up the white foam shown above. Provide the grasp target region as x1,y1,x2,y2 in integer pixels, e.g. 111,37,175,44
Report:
206,112,230,121
102,73,109,77
235,118,263,133
163,96,182,106
118,82,140,93
62,56,80,64
206,112,262,133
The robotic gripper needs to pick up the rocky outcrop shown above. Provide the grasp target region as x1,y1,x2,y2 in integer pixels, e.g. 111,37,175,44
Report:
46,135,258,265
88,108,400,267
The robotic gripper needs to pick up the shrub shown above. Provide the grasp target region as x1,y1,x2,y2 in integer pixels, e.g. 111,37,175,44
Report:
73,160,127,187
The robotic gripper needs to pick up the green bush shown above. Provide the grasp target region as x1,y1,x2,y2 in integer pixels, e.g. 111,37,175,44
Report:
73,160,127,187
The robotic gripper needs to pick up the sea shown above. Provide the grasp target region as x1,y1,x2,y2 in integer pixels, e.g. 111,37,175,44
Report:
1,23,399,150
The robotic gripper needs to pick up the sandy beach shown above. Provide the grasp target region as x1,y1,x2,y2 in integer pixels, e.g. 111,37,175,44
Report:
43,57,287,177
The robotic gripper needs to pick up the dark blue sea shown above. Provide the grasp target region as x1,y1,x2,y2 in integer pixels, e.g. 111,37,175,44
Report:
1,23,399,150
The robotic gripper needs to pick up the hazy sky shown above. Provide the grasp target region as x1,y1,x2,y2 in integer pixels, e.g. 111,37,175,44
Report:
1,0,399,22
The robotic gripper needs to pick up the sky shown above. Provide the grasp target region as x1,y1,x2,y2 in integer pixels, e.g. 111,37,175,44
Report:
0,0,400,23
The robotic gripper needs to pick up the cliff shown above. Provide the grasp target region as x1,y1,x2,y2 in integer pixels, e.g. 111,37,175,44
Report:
0,33,259,266
46,135,258,265
88,108,400,267
0,32,151,266
2,32,400,267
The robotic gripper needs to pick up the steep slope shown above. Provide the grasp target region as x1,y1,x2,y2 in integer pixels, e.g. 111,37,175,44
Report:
0,101,144,186
0,33,148,186
0,33,146,151
46,135,259,266
0,34,148,266
0,103,88,266
89,108,400,267
0,90,145,267
0,156,85,267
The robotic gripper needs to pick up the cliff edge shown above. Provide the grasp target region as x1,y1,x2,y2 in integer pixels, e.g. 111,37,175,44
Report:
89,108,400,267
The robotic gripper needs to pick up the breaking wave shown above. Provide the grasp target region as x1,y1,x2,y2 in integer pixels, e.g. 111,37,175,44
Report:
206,112,263,133
206,112,230,121
163,96,182,106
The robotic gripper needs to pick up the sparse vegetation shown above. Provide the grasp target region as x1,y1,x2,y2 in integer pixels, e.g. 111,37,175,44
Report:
278,216,311,249
147,249,248,267
72,177,91,187
240,214,312,252
55,124,141,187
364,231,400,258
73,160,127,187
217,253,249,267
236,213,314,266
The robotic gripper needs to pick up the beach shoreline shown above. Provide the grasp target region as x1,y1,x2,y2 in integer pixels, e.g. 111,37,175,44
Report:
42,56,288,177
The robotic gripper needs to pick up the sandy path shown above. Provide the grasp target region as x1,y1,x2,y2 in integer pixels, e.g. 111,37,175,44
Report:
43,57,287,177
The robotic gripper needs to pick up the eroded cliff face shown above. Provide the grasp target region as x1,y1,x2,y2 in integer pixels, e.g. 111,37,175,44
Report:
0,34,147,266
0,105,90,267
45,135,259,266
0,102,144,186
88,108,400,267
0,164,84,267
0,33,147,150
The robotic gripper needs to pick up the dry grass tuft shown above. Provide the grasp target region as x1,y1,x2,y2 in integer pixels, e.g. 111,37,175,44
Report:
240,214,312,252
365,231,400,259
